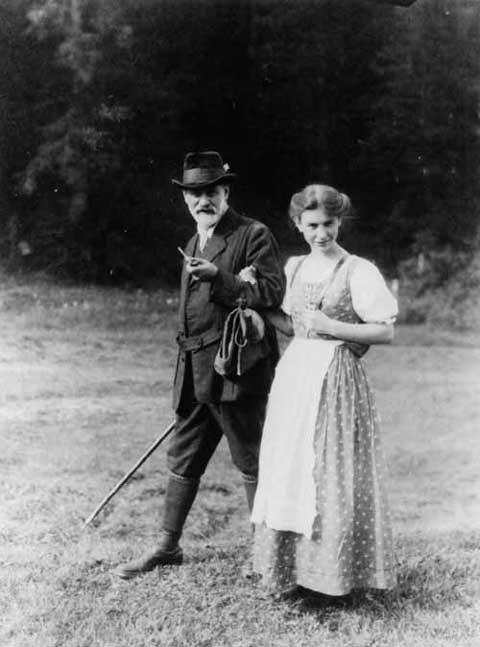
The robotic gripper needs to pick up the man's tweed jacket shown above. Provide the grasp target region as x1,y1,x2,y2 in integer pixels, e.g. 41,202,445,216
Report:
173,207,285,411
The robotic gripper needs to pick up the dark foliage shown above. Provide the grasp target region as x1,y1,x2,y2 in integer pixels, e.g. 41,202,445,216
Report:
0,0,479,283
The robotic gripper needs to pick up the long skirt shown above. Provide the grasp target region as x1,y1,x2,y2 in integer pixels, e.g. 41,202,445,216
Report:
251,341,396,595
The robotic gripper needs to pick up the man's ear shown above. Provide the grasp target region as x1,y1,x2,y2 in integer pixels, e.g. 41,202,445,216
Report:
182,189,189,205
224,185,230,201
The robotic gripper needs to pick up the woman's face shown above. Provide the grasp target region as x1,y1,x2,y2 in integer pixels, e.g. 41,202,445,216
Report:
296,208,341,253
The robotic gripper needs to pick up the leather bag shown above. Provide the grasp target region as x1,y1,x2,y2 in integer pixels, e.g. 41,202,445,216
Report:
214,300,270,377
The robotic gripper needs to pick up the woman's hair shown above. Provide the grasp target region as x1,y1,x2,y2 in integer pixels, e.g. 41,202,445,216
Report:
288,184,352,223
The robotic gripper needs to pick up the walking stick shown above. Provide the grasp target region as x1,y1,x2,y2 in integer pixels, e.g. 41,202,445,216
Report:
84,420,176,526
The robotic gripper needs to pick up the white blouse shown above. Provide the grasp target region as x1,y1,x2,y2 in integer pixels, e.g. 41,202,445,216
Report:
281,254,398,324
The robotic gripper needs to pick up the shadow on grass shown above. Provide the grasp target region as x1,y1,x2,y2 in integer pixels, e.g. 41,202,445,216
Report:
189,504,240,541
278,548,477,621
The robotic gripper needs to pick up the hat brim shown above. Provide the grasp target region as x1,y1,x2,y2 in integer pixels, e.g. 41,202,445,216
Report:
171,172,236,189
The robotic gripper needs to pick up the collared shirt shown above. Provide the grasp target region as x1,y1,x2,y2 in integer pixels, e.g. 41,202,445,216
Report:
197,225,215,252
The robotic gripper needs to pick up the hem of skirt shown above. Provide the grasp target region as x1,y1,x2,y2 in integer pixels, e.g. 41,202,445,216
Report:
252,567,397,597
252,520,314,538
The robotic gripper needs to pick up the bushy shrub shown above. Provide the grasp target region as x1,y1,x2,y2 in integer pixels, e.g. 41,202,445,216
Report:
397,247,480,329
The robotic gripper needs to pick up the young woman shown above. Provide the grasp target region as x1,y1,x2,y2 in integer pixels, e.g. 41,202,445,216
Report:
251,184,398,596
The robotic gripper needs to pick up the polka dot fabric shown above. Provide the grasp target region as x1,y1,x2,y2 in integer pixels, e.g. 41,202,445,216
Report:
252,254,397,595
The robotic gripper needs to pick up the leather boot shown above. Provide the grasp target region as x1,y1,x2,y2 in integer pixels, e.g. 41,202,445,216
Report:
241,477,259,580
243,477,258,514
115,473,199,580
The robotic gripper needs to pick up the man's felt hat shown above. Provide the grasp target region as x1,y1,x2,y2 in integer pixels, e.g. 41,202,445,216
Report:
172,151,236,189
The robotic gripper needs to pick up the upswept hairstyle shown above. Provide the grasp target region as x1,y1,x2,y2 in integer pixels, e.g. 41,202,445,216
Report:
288,184,352,224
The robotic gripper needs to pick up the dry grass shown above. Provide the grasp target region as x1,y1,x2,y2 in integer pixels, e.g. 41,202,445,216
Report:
1,276,479,647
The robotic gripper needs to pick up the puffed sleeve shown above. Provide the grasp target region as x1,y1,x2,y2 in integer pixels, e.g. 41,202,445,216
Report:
350,257,398,323
281,256,303,315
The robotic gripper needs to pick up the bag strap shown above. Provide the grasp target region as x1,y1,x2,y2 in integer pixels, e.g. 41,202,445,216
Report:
218,307,248,359
219,309,236,358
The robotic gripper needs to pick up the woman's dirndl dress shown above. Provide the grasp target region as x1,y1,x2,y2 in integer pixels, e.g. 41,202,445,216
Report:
251,253,398,595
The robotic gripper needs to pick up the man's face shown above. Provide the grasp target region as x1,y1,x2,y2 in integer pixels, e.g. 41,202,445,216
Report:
182,184,229,230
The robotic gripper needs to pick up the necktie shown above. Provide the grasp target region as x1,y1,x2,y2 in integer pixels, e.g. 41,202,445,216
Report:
198,230,209,252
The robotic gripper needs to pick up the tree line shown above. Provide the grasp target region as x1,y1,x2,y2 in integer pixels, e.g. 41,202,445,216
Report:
0,0,479,284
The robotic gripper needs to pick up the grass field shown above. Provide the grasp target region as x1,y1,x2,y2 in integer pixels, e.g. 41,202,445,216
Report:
1,276,479,647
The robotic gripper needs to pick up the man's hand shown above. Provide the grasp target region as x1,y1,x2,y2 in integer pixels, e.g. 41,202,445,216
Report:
186,257,219,282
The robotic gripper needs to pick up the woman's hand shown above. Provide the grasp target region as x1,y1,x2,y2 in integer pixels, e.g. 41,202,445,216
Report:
302,308,394,345
238,265,257,285
302,309,335,336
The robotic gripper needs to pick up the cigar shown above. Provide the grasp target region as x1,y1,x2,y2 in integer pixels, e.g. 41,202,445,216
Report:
177,247,200,266
177,246,190,260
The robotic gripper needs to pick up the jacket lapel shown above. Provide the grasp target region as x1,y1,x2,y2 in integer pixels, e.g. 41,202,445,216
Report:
184,235,197,258
202,209,237,263
179,234,198,323
178,210,238,327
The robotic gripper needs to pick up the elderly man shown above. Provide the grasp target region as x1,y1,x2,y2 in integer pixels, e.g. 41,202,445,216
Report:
116,151,284,579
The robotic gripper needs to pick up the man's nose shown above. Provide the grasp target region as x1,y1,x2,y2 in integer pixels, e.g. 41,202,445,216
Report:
197,193,210,204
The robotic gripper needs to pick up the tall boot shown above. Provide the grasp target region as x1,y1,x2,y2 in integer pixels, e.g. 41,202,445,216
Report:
241,477,259,580
116,473,199,580
243,477,258,515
